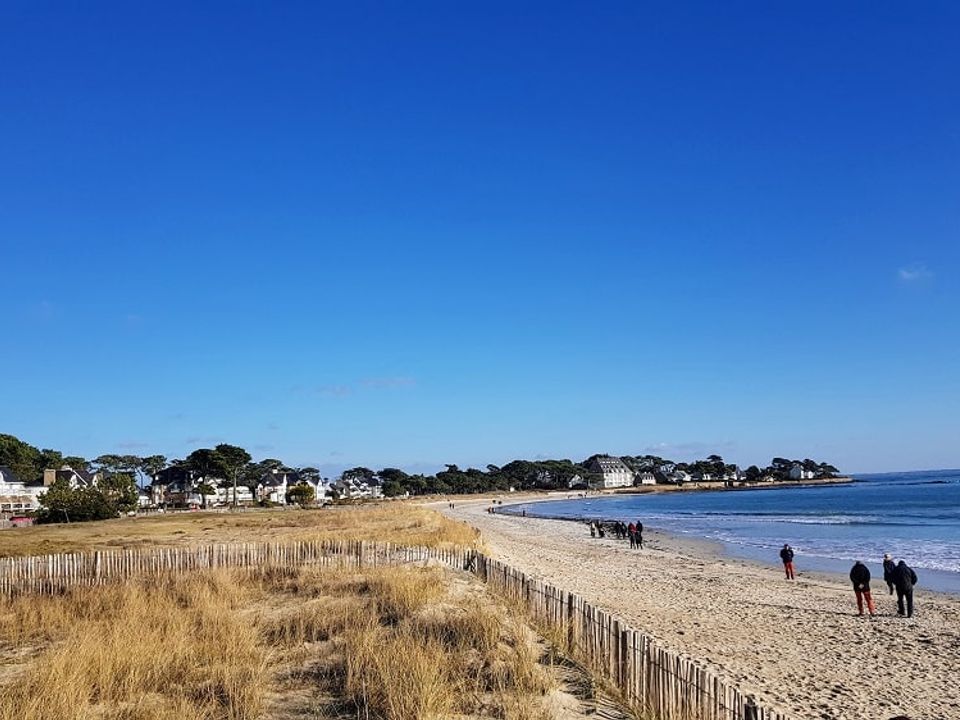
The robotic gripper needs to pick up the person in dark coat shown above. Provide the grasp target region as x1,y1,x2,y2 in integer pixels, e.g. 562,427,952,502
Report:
779,544,795,580
891,560,918,617
849,561,875,616
883,554,896,594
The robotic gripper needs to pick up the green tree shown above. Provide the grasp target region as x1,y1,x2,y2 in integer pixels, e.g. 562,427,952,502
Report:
118,455,142,477
381,480,406,497
184,448,225,478
39,448,64,472
0,433,42,483
287,483,316,506
140,455,167,483
62,456,90,472
298,466,321,485
342,466,375,482
215,444,252,509
37,479,120,523
93,454,125,476
196,482,216,509
818,462,839,478
99,472,139,513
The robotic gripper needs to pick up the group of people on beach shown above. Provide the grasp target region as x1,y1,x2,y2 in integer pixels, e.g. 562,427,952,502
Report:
780,543,920,618
588,519,643,549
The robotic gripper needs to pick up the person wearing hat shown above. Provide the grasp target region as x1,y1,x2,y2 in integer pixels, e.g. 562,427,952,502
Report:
883,554,896,595
779,543,795,580
891,560,919,618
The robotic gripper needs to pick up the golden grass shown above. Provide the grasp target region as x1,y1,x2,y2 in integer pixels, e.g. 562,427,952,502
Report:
0,572,265,720
0,560,560,720
0,503,479,558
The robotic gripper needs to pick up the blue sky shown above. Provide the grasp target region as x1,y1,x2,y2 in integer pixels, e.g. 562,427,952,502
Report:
1,2,958,475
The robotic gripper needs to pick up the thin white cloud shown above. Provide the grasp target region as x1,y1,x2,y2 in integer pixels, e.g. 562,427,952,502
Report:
316,384,353,398
116,441,150,450
185,435,223,445
898,262,933,283
638,440,737,458
360,376,416,389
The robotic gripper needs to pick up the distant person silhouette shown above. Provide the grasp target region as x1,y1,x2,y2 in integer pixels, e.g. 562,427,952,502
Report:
892,560,918,618
883,553,896,595
779,544,795,580
849,561,875,616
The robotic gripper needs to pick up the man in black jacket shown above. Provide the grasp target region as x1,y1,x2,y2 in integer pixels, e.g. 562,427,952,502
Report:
882,554,896,595
892,560,919,618
779,544,795,580
849,561,875,616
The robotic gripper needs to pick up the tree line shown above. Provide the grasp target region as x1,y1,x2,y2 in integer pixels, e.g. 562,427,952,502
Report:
1,433,842,521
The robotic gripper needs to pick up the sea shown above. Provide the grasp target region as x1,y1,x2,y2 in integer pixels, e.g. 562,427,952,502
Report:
502,469,960,594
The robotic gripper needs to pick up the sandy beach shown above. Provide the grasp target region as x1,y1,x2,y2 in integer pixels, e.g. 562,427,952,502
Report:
441,497,960,720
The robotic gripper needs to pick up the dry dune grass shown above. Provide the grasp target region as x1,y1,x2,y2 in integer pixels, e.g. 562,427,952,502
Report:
0,562,559,720
0,571,265,720
0,503,479,558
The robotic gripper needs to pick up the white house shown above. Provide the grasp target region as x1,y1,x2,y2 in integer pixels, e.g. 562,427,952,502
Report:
587,456,634,489
665,469,692,485
256,470,324,505
635,471,656,486
215,485,254,506
257,469,299,505
149,466,234,508
567,474,586,489
789,464,816,481
332,476,383,500
722,466,744,483
0,466,47,513
43,466,102,489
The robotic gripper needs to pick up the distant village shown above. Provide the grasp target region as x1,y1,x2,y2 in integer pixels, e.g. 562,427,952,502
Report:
1,432,841,524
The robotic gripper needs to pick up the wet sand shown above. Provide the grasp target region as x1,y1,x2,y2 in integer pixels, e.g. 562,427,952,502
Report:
441,497,960,720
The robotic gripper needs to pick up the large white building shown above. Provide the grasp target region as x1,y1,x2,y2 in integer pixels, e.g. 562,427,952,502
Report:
0,466,47,513
586,456,635,489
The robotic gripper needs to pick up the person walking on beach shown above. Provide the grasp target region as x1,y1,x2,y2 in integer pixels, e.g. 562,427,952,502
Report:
892,560,918,618
883,554,896,595
780,544,795,580
589,521,596,538
627,522,637,549
849,561,875,616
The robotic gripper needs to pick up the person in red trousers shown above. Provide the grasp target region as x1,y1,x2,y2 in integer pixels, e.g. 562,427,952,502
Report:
849,561,876,616
779,544,795,579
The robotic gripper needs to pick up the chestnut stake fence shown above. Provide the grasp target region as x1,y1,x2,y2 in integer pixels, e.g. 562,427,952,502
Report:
0,541,784,720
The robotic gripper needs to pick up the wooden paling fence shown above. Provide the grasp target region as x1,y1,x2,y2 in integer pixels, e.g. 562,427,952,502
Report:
0,539,470,597
472,554,785,720
0,541,784,720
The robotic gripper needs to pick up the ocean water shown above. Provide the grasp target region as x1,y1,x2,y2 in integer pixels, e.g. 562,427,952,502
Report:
504,469,960,593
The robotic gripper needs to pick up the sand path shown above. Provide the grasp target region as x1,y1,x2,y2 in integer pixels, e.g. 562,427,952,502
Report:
442,498,960,720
